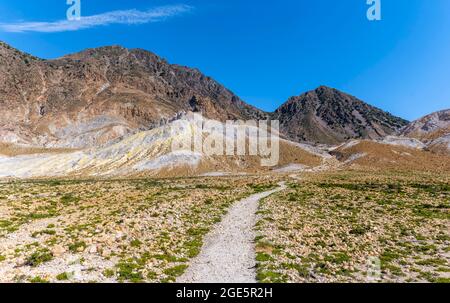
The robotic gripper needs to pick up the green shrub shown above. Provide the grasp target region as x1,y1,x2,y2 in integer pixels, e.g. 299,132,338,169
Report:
26,248,53,267
56,272,69,281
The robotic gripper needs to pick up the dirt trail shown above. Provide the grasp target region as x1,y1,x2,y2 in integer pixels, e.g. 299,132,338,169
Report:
178,182,286,283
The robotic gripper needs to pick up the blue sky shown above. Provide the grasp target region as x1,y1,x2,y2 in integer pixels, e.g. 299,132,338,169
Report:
0,0,449,120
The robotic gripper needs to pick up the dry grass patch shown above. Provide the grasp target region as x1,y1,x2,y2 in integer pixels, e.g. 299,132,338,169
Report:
256,171,449,283
0,175,279,282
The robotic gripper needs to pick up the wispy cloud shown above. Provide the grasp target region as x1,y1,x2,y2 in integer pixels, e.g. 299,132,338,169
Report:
0,5,193,33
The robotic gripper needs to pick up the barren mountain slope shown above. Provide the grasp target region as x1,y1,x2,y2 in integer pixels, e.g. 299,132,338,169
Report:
273,86,408,145
400,109,450,141
0,42,266,148
426,133,450,155
0,117,324,179
400,109,450,154
330,140,450,172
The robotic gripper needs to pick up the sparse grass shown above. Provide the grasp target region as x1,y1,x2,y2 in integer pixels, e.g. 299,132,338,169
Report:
0,175,269,282
256,252,273,262
26,248,53,267
256,270,287,283
130,239,142,248
29,276,49,283
116,260,143,282
163,265,188,280
256,171,450,283
60,194,80,206
434,277,450,283
2,171,447,283
56,272,69,281
103,269,115,278
68,241,86,253
250,183,277,193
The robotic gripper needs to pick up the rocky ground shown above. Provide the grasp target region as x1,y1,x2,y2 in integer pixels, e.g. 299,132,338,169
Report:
0,175,278,282
0,171,448,283
178,182,286,283
256,171,450,283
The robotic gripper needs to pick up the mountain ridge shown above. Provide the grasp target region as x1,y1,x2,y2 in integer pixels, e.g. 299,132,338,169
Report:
0,41,267,148
399,109,450,154
273,86,409,145
400,109,449,141
0,41,419,148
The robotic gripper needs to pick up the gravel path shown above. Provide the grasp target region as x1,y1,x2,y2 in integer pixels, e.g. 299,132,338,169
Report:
178,182,286,283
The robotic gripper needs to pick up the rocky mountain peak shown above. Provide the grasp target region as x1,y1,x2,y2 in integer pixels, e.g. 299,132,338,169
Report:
0,42,411,148
274,86,409,145
0,42,266,148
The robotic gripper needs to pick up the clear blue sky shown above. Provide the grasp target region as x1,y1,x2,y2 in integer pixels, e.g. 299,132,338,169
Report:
0,0,449,120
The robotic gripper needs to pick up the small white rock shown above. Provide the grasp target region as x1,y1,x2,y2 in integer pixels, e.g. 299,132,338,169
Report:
52,245,66,257
89,245,97,254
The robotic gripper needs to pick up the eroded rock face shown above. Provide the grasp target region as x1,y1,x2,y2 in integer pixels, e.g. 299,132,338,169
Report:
400,109,450,141
426,133,450,155
399,109,450,155
0,42,412,149
381,136,426,150
0,117,325,178
0,42,266,148
273,86,408,145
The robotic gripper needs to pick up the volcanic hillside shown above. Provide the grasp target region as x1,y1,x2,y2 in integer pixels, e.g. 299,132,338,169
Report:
273,86,408,145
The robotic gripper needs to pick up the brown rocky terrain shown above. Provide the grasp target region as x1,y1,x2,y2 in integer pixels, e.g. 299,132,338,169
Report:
0,143,76,157
273,86,408,145
0,41,266,148
1,41,448,178
400,109,450,154
256,171,450,283
401,109,450,141
330,140,450,172
1,41,411,149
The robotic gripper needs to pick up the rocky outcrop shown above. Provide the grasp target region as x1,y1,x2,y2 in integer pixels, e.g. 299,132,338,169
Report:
273,86,408,145
400,109,450,154
0,42,266,148
400,109,450,141
0,116,323,178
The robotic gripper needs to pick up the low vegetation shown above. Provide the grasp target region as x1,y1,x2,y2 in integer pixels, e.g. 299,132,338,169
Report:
256,171,449,283
1,171,448,283
0,176,275,282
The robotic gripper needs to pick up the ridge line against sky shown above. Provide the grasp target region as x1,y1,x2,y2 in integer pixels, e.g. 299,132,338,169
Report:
0,4,193,33
0,0,449,121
